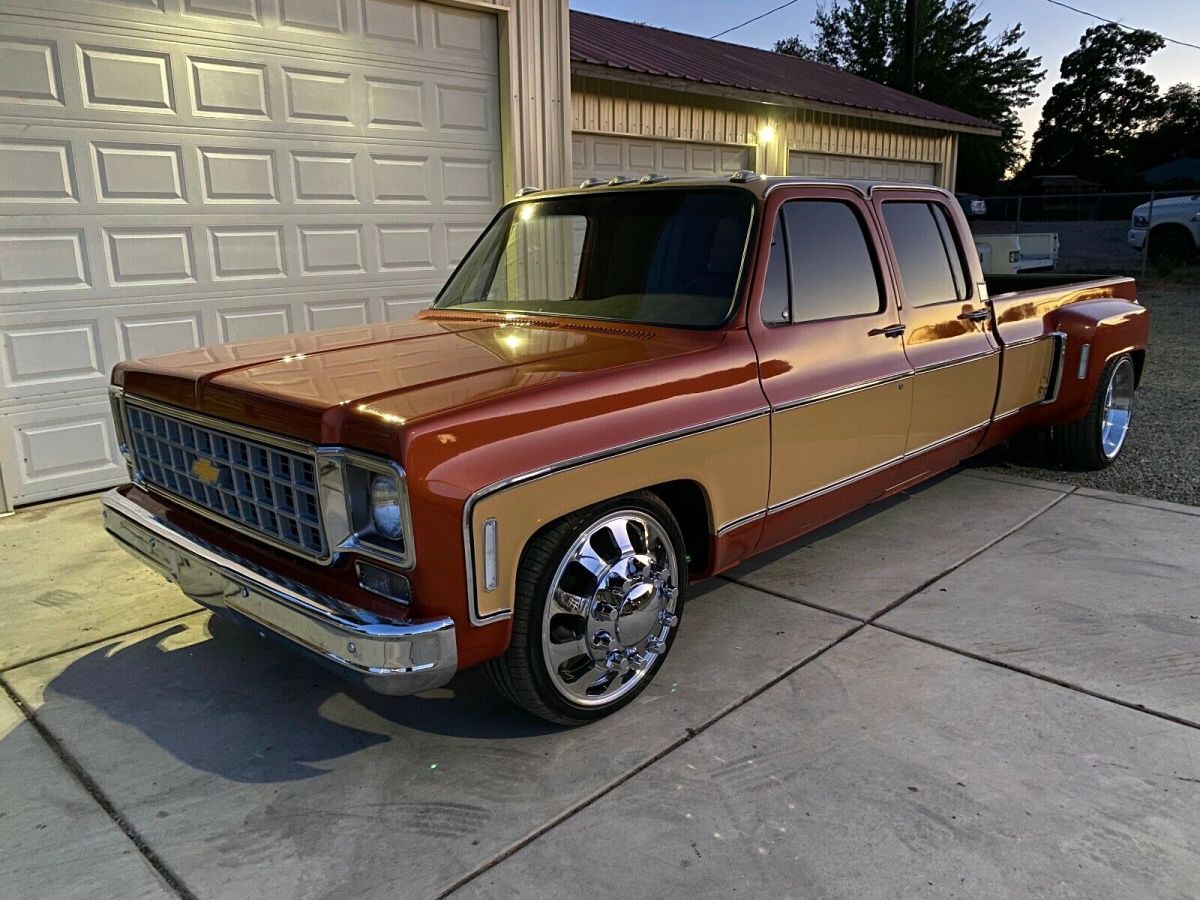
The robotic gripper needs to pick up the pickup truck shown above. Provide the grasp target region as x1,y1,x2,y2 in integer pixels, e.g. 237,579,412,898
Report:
1128,194,1200,264
103,174,1149,724
974,232,1060,275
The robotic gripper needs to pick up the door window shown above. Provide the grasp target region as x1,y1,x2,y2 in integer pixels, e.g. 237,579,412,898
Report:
761,200,883,325
760,218,791,324
881,201,970,306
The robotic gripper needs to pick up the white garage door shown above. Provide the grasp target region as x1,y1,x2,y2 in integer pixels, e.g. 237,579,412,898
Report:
573,134,752,184
789,151,937,185
0,0,503,506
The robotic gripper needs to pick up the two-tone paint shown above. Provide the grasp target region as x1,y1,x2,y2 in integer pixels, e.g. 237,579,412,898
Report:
111,176,1149,672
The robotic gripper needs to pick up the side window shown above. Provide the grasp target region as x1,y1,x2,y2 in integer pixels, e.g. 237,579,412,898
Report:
760,217,791,325
931,204,968,299
882,201,970,306
781,200,883,323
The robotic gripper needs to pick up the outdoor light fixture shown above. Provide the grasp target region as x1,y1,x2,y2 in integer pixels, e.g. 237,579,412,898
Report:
757,124,776,143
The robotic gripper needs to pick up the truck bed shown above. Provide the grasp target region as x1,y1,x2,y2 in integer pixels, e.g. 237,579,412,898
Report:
984,272,1127,297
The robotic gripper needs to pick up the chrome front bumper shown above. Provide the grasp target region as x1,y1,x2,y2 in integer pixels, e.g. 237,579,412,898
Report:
101,488,456,695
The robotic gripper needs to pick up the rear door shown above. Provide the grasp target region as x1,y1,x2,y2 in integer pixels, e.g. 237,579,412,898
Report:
748,186,913,533
873,189,999,457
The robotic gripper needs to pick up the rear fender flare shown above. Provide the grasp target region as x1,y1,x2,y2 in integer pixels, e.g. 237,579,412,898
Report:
1049,300,1149,423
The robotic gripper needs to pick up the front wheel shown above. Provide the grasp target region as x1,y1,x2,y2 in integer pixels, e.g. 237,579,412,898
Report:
482,491,687,724
1148,227,1196,266
1053,354,1136,470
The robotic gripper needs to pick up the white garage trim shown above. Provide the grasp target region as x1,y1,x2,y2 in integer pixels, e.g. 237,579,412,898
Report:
788,150,939,185
572,132,754,184
0,0,510,506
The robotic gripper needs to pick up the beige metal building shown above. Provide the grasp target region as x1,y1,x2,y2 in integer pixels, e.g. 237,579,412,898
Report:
569,11,999,190
0,2,994,508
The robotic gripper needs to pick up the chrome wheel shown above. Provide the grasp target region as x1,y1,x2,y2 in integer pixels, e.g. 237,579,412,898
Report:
541,509,680,707
1100,357,1135,459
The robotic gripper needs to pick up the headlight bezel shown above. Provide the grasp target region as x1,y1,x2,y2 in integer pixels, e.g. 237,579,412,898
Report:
317,448,414,569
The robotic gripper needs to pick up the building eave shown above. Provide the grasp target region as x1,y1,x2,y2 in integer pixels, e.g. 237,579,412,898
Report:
570,62,1003,138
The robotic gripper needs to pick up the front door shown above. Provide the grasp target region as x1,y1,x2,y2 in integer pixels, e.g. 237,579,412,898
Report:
748,187,913,540
873,190,999,457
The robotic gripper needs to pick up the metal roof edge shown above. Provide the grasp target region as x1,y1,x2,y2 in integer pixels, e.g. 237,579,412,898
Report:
569,62,1003,137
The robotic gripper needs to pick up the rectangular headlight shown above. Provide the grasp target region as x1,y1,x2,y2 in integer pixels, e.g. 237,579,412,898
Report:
318,450,414,568
1133,214,1149,227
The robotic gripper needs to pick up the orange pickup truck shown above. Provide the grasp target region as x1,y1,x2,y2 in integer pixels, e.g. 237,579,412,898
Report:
103,175,1148,723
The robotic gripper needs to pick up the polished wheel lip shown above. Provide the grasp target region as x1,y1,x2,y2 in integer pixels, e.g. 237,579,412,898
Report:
541,508,679,708
1100,357,1136,460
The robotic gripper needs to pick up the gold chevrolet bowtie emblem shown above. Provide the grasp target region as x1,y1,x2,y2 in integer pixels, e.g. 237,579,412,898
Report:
191,457,222,486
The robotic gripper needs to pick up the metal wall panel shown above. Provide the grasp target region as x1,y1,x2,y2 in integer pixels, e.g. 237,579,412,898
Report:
571,76,957,188
0,0,566,506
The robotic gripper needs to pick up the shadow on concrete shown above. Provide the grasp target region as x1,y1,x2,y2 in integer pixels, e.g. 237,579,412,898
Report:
41,615,565,784
726,491,910,580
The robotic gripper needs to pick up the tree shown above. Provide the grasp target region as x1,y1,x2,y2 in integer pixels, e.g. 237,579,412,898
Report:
775,0,1044,192
1135,82,1200,174
1025,24,1165,186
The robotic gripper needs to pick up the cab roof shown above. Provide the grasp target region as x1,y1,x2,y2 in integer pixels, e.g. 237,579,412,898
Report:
511,173,952,204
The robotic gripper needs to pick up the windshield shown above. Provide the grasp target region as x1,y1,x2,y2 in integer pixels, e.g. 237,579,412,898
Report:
433,188,755,328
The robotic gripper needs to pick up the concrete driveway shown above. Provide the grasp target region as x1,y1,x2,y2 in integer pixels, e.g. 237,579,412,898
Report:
2,470,1199,899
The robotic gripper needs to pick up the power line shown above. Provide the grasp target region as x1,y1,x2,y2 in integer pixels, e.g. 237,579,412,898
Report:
707,0,1200,52
1043,0,1200,52
709,0,803,40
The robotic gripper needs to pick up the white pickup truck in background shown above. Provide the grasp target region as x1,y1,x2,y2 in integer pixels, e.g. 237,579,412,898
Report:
974,232,1060,275
1127,194,1200,264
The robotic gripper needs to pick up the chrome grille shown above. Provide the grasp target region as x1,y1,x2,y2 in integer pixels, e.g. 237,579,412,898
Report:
125,403,326,558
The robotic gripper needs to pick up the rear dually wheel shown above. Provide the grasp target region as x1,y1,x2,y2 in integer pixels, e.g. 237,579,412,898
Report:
1053,354,1136,470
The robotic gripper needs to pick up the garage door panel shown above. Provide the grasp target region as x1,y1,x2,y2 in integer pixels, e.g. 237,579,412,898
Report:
1,321,107,396
1,212,482,309
0,0,501,505
14,0,499,74
1,19,502,141
0,228,92,294
0,282,439,395
788,150,937,185
0,35,64,106
0,139,80,202
0,397,126,503
0,124,499,218
572,134,753,183
118,311,204,359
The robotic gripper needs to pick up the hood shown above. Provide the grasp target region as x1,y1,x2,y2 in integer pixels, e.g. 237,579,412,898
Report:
116,312,722,453
1133,195,1200,218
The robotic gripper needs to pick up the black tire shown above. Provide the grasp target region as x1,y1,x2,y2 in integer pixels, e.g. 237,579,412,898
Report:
1007,426,1056,464
1053,354,1136,470
482,490,688,725
1148,226,1196,266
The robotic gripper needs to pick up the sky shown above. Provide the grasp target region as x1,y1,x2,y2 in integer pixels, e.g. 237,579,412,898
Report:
568,0,1200,148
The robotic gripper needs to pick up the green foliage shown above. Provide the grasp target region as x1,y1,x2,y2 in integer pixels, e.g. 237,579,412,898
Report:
1025,24,1165,187
774,0,1043,192
1135,83,1200,178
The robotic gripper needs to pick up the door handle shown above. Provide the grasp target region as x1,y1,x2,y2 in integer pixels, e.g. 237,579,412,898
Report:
868,323,906,338
957,308,991,322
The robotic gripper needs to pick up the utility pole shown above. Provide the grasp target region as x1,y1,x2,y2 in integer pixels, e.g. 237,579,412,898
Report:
903,0,918,94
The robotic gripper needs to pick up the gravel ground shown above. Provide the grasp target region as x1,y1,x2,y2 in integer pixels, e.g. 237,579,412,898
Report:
972,279,1200,507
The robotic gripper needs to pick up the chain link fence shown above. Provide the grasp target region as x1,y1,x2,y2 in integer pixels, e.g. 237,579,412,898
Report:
965,189,1198,274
